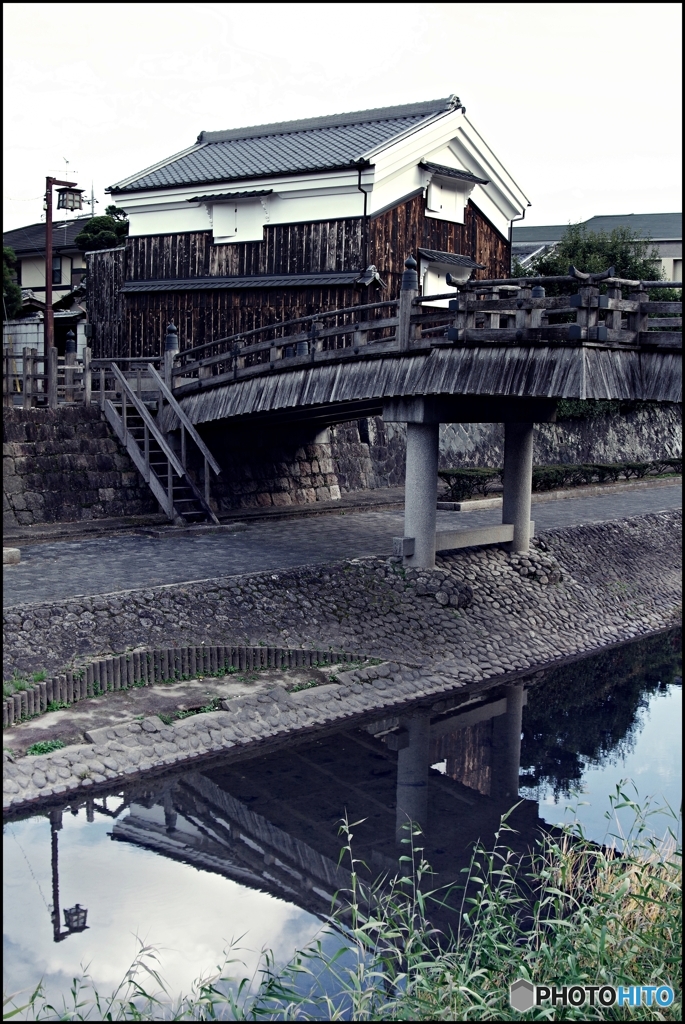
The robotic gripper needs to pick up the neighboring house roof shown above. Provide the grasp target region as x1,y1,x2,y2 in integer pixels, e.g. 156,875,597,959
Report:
109,97,463,194
3,216,92,258
418,248,485,269
419,161,489,185
511,224,568,244
120,272,367,293
513,212,682,244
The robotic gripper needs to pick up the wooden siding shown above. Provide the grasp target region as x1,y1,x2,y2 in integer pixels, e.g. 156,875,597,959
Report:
90,194,509,359
370,195,510,289
126,218,366,281
87,247,126,360
115,286,362,359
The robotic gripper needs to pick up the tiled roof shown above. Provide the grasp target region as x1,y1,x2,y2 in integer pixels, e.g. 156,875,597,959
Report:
3,216,92,257
188,190,273,202
120,273,364,293
420,161,488,185
109,98,461,194
418,248,485,269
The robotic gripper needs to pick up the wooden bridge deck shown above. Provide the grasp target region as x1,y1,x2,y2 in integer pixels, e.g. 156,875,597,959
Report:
161,341,682,431
156,268,682,429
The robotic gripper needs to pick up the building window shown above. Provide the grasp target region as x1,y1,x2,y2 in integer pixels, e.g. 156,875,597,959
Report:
52,255,62,285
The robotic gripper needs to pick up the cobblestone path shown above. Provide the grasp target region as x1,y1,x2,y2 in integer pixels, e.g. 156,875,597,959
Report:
4,483,681,607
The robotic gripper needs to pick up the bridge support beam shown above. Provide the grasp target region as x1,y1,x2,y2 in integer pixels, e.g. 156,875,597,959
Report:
395,714,430,843
404,421,440,569
502,421,534,553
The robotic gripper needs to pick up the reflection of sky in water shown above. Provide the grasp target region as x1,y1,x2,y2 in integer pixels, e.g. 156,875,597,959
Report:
4,679,681,1011
4,812,330,1011
520,684,682,845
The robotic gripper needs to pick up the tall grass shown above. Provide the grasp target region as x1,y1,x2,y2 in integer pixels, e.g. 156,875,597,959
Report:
3,785,681,1021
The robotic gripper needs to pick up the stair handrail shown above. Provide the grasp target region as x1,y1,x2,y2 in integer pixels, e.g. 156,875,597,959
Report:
109,363,184,478
146,363,221,476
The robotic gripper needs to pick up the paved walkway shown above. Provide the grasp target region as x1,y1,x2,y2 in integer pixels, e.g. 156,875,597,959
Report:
4,483,681,607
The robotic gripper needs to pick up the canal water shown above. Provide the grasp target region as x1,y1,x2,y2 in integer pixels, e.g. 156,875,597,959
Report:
3,630,681,1015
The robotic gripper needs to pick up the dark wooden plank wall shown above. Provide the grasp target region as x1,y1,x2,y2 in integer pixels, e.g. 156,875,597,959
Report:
370,195,510,289
126,218,366,281
118,286,362,358
91,194,509,358
86,247,126,360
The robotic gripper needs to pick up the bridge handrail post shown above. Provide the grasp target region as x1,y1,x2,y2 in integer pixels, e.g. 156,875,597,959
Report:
48,347,58,409
628,286,649,340
398,255,419,351
515,284,532,337
65,329,76,404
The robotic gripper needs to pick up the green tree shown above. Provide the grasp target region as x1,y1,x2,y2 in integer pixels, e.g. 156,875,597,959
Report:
74,205,128,252
3,246,23,320
512,222,665,282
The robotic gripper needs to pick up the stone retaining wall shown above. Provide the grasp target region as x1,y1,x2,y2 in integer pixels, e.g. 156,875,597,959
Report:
4,510,680,684
5,404,681,527
3,406,158,528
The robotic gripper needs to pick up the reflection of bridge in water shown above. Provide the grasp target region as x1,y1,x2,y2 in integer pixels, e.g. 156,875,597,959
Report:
111,682,541,924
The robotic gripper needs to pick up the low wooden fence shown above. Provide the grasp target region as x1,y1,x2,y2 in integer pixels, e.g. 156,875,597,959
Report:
2,349,162,410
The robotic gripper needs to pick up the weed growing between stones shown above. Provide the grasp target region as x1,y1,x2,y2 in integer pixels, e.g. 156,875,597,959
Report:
3,785,680,1021
290,679,320,693
25,739,66,756
157,697,225,726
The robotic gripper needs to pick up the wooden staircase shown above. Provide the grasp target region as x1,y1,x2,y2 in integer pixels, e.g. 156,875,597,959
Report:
103,363,221,524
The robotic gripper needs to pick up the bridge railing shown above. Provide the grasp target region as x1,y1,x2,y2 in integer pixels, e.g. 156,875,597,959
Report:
413,273,682,349
172,298,401,390
166,267,680,395
89,356,163,411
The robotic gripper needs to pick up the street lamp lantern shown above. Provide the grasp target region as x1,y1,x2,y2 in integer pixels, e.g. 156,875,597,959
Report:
56,187,84,211
63,904,88,932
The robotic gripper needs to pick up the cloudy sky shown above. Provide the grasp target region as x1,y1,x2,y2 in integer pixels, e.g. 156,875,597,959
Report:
3,2,682,232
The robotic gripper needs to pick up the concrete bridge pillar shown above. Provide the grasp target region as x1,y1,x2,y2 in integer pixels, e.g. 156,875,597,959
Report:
490,684,524,802
395,713,431,843
502,421,534,552
404,422,440,569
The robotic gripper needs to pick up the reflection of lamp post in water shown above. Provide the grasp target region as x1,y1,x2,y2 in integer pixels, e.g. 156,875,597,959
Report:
49,809,89,943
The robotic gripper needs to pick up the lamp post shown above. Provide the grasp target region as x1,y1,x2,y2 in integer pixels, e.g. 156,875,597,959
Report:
44,178,83,404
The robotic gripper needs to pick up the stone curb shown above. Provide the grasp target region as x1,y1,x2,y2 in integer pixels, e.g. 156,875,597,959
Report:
0,658,488,813
438,474,682,511
2,644,362,731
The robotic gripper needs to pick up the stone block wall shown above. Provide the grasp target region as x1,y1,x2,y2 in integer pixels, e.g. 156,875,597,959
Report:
438,403,682,471
329,404,682,495
191,421,343,511
3,407,158,528
3,402,681,529
329,417,407,491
